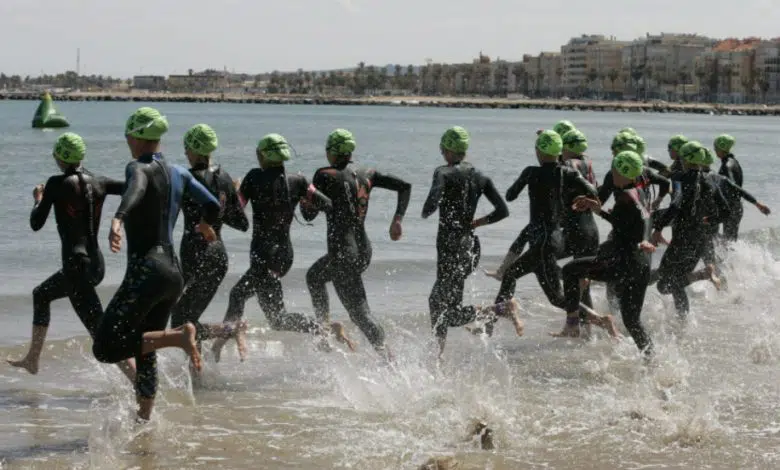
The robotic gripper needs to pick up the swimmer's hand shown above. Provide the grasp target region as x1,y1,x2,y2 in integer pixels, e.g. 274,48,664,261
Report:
197,221,217,242
232,178,241,191
109,218,123,253
650,230,668,246
756,202,771,216
572,195,600,212
638,241,656,253
32,184,44,203
389,216,403,241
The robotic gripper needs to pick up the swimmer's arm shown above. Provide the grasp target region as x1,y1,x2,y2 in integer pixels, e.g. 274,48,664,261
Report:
103,177,126,196
30,177,56,231
114,162,148,221
302,170,328,221
646,157,670,176
474,177,509,228
596,209,614,224
421,168,443,218
597,170,613,205
505,167,530,202
372,171,411,221
181,169,220,226
724,178,758,205
647,168,670,200
708,184,732,225
222,172,249,232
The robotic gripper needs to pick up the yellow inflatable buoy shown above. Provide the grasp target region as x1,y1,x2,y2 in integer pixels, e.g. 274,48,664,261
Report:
32,92,70,129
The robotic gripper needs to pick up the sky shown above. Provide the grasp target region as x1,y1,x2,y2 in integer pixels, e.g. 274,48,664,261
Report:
1,0,779,78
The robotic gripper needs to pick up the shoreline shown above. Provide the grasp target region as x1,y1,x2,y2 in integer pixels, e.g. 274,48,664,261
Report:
2,91,779,116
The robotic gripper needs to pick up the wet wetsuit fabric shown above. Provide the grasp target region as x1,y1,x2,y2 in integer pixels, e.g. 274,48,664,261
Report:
562,188,653,353
652,170,730,316
599,168,670,314
92,153,219,399
495,162,598,306
169,164,248,341
718,154,745,240
598,167,670,206
561,157,599,310
30,168,123,332
223,167,331,333
422,161,509,341
304,162,411,349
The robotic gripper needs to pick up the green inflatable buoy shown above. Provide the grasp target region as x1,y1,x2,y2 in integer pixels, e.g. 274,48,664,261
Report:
32,92,70,129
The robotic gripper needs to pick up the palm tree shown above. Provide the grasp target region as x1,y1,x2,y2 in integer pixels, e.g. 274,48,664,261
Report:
555,67,564,98
586,68,598,97
631,64,644,99
607,68,620,97
677,68,689,101
393,64,402,90
512,64,524,94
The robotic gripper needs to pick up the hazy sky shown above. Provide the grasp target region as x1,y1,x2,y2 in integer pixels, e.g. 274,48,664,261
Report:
1,0,778,78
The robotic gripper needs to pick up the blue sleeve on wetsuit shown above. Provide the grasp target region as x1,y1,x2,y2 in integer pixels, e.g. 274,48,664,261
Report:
114,162,148,221
176,165,220,225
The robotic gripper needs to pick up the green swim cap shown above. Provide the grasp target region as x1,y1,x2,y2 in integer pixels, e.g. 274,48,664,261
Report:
611,132,639,154
668,135,688,153
612,150,644,179
183,124,218,156
562,129,588,154
703,148,715,166
257,133,292,162
620,127,637,135
714,134,735,153
440,126,470,154
553,120,576,137
125,107,169,141
326,128,356,156
53,132,86,164
679,141,707,166
536,130,563,157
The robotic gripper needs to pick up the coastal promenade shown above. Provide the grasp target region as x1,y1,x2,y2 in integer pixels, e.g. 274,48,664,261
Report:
2,91,779,116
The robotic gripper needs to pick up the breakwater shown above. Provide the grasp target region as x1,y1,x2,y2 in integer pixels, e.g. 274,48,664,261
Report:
2,91,779,116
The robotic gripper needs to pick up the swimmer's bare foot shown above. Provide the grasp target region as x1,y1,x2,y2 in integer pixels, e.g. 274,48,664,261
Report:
330,322,357,352
550,322,581,338
7,355,39,375
235,320,248,362
482,269,503,281
181,323,202,372
593,314,621,339
493,298,523,336
705,264,722,291
211,337,227,363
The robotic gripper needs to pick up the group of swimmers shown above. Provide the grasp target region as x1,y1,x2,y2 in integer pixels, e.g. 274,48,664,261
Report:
5,107,770,421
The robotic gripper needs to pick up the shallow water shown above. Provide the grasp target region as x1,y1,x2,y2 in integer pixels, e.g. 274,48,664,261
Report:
1,102,779,469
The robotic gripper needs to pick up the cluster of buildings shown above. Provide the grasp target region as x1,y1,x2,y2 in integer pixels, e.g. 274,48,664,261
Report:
131,33,780,104
511,33,780,103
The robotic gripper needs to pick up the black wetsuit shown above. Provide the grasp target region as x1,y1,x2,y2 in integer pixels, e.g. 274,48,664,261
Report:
30,168,123,335
169,164,249,342
599,167,670,207
303,162,411,349
223,167,332,333
562,187,653,353
652,169,730,317
422,161,509,341
92,153,220,399
495,162,598,307
599,167,670,314
700,169,758,272
561,156,600,310
718,154,746,240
